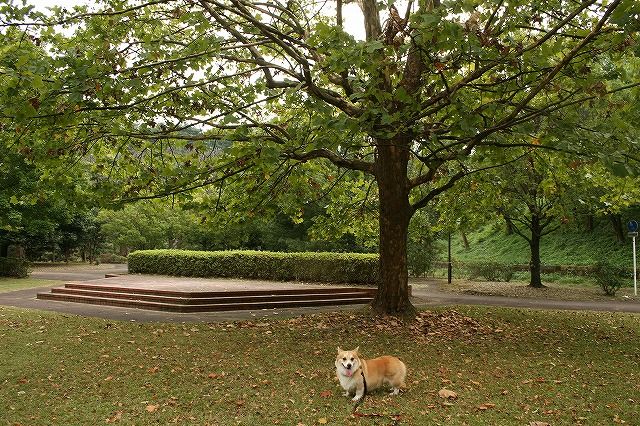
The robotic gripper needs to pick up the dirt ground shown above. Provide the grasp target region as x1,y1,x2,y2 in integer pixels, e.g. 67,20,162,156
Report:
436,278,639,302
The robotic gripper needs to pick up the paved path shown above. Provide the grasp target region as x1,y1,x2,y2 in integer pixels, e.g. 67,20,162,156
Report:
1,265,638,323
411,283,640,314
31,264,128,281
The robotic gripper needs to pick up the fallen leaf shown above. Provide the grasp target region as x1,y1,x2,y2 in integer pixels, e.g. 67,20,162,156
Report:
318,418,328,424
477,403,496,410
145,404,158,413
320,390,333,398
438,388,458,400
105,411,122,423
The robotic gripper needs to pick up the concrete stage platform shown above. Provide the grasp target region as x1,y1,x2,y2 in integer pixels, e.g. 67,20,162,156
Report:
36,274,376,314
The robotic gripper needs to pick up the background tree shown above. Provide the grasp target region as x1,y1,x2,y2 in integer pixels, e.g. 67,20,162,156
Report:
2,0,639,313
493,153,570,288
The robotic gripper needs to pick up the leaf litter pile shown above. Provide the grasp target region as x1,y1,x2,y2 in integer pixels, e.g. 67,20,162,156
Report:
1,306,639,425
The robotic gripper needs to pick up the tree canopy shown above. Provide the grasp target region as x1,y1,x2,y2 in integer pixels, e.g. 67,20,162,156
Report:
1,0,639,313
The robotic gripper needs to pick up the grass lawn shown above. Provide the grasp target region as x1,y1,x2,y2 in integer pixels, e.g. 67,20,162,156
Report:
1,306,639,426
0,278,60,293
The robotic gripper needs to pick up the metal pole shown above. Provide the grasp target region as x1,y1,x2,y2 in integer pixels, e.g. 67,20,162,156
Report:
634,236,637,296
447,232,452,284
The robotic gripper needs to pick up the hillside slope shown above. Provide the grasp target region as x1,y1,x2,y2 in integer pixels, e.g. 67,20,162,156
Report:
446,220,634,268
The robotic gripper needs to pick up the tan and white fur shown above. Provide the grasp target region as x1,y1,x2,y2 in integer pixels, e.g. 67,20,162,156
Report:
335,347,406,401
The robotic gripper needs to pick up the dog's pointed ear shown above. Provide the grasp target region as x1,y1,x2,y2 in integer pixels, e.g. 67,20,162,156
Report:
337,347,342,354
354,346,359,355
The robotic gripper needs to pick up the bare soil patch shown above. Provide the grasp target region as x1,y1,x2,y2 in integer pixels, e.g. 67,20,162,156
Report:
438,279,639,302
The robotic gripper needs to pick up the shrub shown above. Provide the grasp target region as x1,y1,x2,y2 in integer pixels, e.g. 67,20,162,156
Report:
407,236,438,277
465,261,514,282
592,261,625,296
0,257,30,278
127,249,379,284
97,253,128,264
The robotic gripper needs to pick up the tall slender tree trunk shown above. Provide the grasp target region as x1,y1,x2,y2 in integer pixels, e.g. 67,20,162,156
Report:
505,218,514,235
585,215,594,232
529,214,544,288
609,214,624,243
371,135,414,315
460,231,470,249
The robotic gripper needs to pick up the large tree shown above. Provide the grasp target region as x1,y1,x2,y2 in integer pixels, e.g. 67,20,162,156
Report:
2,0,639,313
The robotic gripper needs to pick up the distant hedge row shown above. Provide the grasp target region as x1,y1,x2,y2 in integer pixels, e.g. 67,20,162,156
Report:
0,257,29,278
128,249,379,284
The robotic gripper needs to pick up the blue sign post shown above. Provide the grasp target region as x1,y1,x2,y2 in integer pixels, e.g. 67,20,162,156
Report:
628,221,638,296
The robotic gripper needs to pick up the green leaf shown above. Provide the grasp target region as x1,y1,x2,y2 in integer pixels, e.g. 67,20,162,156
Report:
31,74,43,89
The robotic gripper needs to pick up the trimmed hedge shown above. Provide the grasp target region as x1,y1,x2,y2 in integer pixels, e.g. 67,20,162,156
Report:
128,249,379,284
0,257,30,278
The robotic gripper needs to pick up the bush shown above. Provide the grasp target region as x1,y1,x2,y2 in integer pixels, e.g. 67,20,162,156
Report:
97,253,128,264
0,257,30,278
465,261,514,282
128,249,379,284
408,236,438,277
592,261,625,296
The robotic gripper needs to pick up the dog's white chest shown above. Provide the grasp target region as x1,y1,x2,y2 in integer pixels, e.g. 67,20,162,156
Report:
337,371,357,392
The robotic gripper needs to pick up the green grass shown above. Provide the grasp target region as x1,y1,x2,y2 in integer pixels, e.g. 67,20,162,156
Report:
0,278,59,293
448,220,631,267
1,306,639,425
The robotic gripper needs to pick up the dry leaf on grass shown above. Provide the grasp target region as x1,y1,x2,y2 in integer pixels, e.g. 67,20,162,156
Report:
438,388,458,399
477,403,496,410
106,411,123,423
145,404,158,413
410,310,496,342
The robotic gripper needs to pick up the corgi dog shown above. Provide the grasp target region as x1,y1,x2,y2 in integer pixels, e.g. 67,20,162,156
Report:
335,347,406,401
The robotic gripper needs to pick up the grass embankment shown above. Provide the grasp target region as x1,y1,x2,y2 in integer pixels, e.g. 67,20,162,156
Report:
439,221,635,288
449,222,630,267
1,306,638,425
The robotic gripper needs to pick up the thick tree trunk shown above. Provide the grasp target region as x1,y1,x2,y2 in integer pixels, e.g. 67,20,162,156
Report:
528,214,544,288
372,136,414,315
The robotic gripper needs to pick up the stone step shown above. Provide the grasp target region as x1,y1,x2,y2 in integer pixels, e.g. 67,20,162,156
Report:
36,292,374,312
62,283,376,298
49,286,374,305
